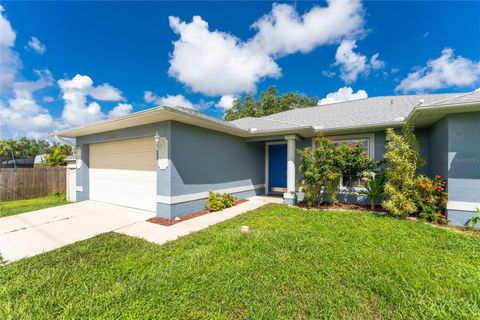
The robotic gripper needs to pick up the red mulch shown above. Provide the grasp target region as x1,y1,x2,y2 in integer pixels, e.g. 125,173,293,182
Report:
147,198,249,226
297,201,387,212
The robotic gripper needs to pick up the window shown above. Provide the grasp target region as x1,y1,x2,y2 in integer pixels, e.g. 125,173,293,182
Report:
314,133,375,188
332,138,370,157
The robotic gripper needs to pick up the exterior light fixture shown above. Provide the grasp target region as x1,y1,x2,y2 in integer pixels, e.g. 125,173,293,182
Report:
154,132,160,149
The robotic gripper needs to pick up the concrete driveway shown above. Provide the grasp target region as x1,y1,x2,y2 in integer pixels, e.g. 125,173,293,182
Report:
0,201,155,263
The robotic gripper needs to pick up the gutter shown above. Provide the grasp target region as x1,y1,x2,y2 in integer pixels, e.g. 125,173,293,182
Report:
53,134,75,147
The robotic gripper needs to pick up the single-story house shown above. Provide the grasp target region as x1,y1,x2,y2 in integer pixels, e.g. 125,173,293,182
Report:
52,91,480,226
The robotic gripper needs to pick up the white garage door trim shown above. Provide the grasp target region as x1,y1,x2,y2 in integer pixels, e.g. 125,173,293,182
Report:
89,136,157,212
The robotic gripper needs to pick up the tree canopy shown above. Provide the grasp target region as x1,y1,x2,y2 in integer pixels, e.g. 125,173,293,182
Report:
0,138,72,158
224,86,318,121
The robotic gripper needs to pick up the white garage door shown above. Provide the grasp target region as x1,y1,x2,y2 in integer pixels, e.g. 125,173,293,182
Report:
89,136,157,212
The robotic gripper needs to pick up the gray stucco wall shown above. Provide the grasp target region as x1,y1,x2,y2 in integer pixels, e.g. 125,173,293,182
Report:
426,112,480,226
169,121,265,196
428,117,449,179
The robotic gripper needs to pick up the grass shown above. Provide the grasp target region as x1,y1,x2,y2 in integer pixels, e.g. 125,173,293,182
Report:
0,192,68,218
1,204,479,319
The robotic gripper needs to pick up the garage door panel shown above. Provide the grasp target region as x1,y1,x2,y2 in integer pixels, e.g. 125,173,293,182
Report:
89,137,157,212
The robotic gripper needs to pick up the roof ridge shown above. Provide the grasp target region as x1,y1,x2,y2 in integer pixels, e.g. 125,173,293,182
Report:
424,90,478,106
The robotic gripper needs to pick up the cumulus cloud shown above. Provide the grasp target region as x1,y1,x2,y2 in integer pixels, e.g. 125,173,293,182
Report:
318,86,368,105
335,40,385,83
0,5,21,92
108,103,133,118
0,71,55,138
216,95,236,110
168,1,365,96
396,48,480,92
0,7,130,138
249,1,364,56
58,74,126,126
168,16,281,97
89,83,124,101
27,36,46,54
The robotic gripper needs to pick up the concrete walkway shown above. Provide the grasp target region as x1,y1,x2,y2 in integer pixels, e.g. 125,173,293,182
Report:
116,198,268,245
0,201,155,263
0,196,278,264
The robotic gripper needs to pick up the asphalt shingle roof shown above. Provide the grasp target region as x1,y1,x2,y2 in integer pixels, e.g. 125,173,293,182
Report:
228,92,472,131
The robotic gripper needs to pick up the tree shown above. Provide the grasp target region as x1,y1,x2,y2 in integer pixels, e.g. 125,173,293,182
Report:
382,123,423,217
45,147,66,166
0,138,50,158
224,86,318,121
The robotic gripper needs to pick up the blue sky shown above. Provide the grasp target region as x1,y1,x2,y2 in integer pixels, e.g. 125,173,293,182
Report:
1,1,479,138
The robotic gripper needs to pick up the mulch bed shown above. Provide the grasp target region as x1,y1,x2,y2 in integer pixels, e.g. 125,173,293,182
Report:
147,198,249,226
297,201,387,213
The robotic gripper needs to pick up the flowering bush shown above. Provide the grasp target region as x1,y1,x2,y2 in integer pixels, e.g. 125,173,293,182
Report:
298,136,343,206
417,175,448,224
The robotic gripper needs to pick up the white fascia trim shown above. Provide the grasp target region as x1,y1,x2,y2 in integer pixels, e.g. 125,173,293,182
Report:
447,201,480,212
157,184,266,205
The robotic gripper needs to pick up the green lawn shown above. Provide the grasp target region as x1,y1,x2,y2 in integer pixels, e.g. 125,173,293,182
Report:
0,193,68,218
1,204,479,319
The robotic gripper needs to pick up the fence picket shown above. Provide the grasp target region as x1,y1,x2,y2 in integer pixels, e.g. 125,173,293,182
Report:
0,167,66,202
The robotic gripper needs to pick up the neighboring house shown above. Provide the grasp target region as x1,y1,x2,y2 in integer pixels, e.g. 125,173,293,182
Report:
52,91,480,226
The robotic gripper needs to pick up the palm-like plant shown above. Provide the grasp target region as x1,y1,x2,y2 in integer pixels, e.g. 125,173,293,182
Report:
471,208,480,228
358,174,386,211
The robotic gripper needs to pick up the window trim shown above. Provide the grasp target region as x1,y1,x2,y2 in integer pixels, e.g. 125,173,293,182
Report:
312,133,375,160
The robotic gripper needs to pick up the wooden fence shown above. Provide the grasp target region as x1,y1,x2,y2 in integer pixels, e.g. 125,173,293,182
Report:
0,167,66,202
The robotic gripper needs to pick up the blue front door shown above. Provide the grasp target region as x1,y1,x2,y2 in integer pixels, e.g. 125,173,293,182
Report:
268,144,287,193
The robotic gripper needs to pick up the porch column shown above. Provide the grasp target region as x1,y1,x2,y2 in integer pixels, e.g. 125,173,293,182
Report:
284,135,297,205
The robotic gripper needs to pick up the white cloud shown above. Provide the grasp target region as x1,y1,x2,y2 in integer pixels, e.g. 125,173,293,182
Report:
143,90,157,103
370,53,385,70
58,74,126,126
89,83,123,101
156,94,195,109
0,5,21,92
396,48,480,92
168,16,280,97
0,71,56,138
168,1,365,96
249,1,364,57
335,40,385,83
43,96,55,103
144,90,212,110
27,36,46,54
216,95,236,110
108,103,133,118
318,86,368,105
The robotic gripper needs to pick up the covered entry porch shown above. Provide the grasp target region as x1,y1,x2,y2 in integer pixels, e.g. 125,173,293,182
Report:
262,135,304,205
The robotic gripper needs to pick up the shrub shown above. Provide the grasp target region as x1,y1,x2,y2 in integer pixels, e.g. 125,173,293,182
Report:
416,175,448,224
470,208,480,228
45,147,66,166
221,193,236,208
205,190,237,212
298,135,344,206
358,174,386,211
382,124,422,217
337,144,373,187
